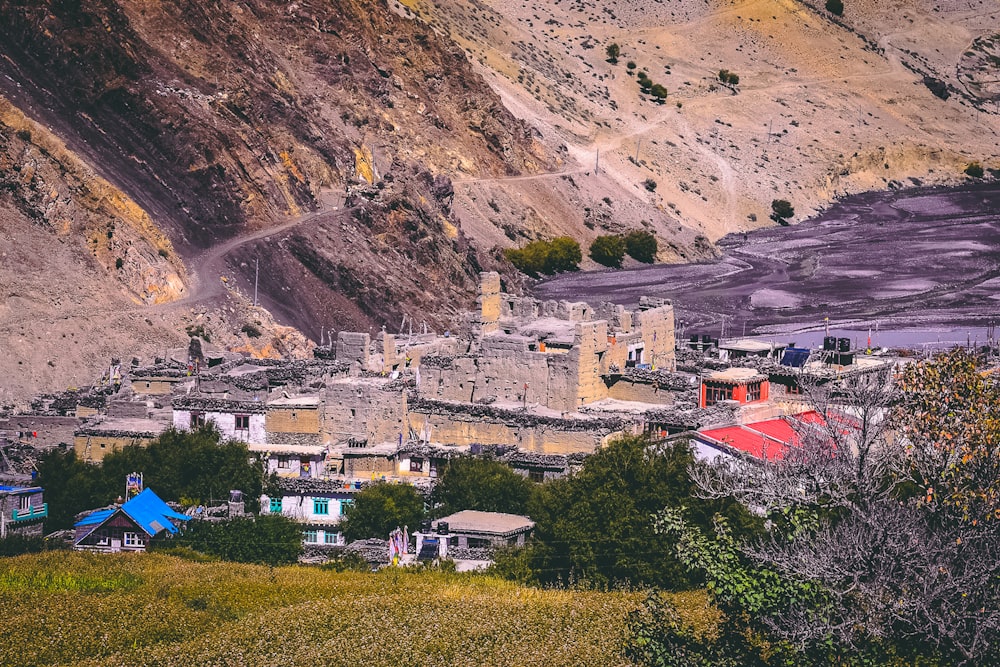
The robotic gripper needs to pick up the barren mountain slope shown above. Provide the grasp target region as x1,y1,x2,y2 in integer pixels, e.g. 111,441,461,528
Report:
403,0,1000,243
0,0,554,401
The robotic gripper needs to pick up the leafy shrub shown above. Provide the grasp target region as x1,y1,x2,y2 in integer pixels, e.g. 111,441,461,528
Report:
341,482,426,542
718,69,739,86
965,161,984,178
605,43,620,63
644,178,658,192
15,129,31,141
825,0,844,15
589,235,627,268
0,534,62,557
115,257,124,270
650,84,668,100
170,514,303,566
158,248,169,258
505,237,581,277
627,61,637,70
770,199,794,225
431,457,533,517
625,230,658,263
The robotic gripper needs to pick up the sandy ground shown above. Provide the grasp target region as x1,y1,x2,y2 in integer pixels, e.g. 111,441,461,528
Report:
535,181,1000,345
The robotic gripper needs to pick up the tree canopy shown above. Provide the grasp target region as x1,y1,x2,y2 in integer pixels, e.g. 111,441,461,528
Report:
37,426,264,530
525,435,759,589
341,482,426,542
431,456,533,518
770,199,794,224
504,237,582,277
624,230,658,263
589,234,627,268
167,514,303,566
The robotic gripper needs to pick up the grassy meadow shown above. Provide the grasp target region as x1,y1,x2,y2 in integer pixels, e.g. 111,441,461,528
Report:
0,551,716,666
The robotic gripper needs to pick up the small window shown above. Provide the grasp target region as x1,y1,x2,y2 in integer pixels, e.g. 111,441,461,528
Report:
269,497,282,513
235,414,250,430
95,529,109,546
324,532,339,545
19,495,31,511
340,499,353,515
303,530,318,544
313,498,330,515
191,412,205,428
409,457,424,473
277,456,290,469
123,532,143,547
529,470,545,483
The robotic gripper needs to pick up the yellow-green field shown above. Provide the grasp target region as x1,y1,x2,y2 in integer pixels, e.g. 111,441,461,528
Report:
0,552,715,666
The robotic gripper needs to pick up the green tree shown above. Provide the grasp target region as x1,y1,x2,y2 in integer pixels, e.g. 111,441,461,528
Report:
505,237,581,277
605,42,620,64
341,482,425,541
544,236,582,274
825,0,844,15
431,457,533,517
103,426,264,509
718,70,740,86
525,436,759,589
169,514,303,566
624,230,658,263
37,426,264,530
770,199,794,225
649,83,668,101
36,449,107,530
589,235,627,268
635,354,1000,666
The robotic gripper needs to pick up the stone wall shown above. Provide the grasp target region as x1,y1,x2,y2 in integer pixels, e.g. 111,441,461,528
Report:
322,382,407,445
73,433,155,463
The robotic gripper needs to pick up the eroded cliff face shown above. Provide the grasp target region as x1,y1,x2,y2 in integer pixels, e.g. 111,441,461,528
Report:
0,0,545,244
0,0,552,397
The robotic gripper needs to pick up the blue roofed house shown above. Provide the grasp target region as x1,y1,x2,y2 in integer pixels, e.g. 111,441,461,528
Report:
73,488,189,553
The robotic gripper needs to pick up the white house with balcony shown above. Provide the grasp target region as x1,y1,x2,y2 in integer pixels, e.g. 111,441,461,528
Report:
261,478,364,547
171,396,266,443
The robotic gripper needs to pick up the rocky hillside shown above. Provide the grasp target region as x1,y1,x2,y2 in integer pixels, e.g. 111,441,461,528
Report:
0,0,549,401
407,0,999,244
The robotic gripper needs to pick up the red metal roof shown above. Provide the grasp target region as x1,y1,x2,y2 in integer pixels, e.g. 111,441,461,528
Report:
698,425,788,461
697,411,837,461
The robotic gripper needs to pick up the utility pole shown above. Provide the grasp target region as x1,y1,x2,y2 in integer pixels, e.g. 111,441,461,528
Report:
253,257,259,307
635,139,641,163
595,149,600,174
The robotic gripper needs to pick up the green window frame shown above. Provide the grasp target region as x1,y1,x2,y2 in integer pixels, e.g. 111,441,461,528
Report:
269,497,282,513
313,498,329,515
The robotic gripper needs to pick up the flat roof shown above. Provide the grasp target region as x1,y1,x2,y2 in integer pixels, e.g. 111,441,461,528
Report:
248,443,327,456
267,396,321,407
434,510,534,536
706,368,767,383
719,339,786,353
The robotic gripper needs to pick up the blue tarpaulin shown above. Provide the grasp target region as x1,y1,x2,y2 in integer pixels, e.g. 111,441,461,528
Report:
74,488,189,536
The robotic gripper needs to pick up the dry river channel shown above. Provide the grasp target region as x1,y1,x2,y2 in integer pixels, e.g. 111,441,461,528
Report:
535,182,1000,350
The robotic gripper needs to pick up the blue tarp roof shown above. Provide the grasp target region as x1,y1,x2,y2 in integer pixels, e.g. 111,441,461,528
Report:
74,488,189,536
122,488,189,536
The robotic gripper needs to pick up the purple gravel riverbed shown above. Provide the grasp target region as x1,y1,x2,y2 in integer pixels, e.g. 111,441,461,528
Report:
535,183,1000,349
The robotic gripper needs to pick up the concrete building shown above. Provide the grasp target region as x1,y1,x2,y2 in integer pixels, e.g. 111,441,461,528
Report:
261,478,363,547
415,510,535,562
